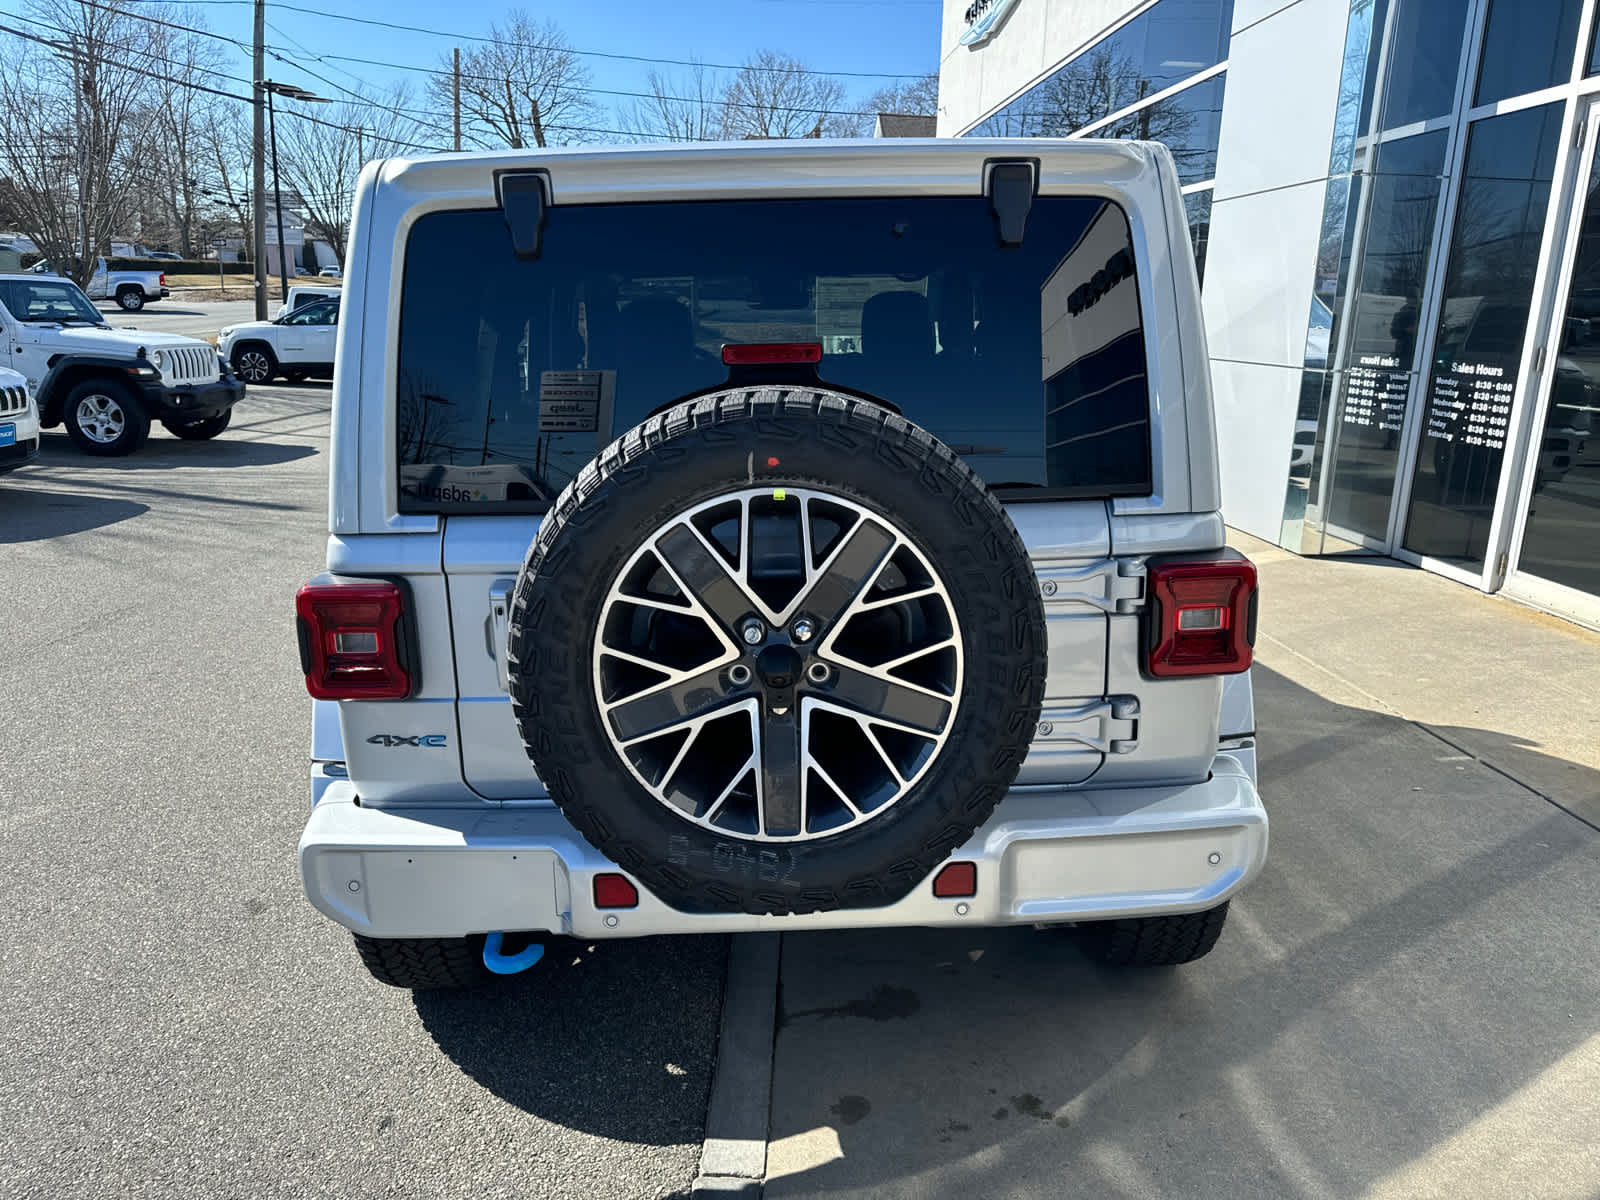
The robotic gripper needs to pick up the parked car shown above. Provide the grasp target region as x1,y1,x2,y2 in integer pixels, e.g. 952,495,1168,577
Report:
0,274,243,454
318,265,342,279
295,140,1265,990
273,284,340,321
219,297,339,384
0,366,40,474
29,256,168,311
145,251,184,262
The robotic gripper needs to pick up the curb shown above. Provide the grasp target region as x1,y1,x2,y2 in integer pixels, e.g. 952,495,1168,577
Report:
692,933,781,1200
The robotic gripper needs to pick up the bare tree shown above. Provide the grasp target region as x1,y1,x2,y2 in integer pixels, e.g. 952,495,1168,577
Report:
200,105,255,258
0,0,154,285
863,72,939,119
621,63,730,143
279,84,425,266
142,18,227,256
721,51,862,140
431,12,597,148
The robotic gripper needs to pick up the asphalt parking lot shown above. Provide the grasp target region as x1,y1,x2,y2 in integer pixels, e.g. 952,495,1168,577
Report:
3,318,1596,1197
1,385,724,1200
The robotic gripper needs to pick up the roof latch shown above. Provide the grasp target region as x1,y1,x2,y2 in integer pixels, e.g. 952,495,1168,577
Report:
496,171,550,261
986,160,1037,248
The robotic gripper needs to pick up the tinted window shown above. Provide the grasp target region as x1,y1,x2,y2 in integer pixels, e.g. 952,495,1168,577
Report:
1379,0,1469,129
1475,0,1581,105
284,300,338,325
395,197,1153,513
968,0,1232,137
0,278,102,322
1403,103,1563,567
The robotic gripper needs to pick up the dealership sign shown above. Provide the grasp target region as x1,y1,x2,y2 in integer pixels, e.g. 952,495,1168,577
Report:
960,0,1020,45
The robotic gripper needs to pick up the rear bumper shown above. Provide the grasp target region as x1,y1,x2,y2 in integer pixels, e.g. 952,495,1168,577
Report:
300,756,1267,939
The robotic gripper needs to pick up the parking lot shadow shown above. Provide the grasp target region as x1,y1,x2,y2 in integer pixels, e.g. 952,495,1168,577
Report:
35,429,316,470
763,665,1600,1199
0,483,147,541
412,933,728,1146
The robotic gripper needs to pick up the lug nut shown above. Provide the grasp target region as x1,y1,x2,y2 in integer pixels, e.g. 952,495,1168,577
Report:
791,617,816,643
740,618,765,646
806,661,831,684
728,664,753,686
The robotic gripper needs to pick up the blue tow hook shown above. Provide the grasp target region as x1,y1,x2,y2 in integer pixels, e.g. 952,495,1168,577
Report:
482,931,545,975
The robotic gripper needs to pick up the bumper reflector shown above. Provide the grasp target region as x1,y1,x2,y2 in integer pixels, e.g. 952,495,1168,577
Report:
593,873,640,909
932,861,977,898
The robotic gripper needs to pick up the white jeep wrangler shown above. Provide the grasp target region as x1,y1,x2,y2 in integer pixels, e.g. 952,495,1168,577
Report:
296,140,1266,989
0,274,244,455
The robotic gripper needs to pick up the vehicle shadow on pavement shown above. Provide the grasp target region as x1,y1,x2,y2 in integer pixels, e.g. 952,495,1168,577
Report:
762,665,1600,1200
35,429,316,470
411,933,729,1145
0,483,147,541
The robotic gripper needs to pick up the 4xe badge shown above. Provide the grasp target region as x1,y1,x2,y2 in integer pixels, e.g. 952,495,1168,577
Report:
367,733,447,748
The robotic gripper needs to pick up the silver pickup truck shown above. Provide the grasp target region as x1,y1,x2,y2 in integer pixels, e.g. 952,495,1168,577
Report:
29,256,168,311
295,139,1266,990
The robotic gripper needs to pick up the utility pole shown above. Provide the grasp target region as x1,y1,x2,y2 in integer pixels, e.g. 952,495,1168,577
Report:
452,48,461,152
251,0,268,321
531,98,545,149
267,86,288,304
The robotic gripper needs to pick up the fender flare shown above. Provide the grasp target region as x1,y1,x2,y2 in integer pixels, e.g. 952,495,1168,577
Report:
36,354,151,424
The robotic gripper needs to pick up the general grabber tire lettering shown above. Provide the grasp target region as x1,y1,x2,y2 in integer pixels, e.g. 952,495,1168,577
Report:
506,388,1046,916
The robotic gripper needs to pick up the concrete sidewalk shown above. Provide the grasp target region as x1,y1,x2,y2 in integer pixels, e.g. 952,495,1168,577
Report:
763,537,1600,1199
1231,529,1600,830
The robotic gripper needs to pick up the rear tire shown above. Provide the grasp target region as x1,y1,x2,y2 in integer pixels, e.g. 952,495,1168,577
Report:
352,933,494,990
1077,902,1230,966
162,411,232,440
116,286,144,312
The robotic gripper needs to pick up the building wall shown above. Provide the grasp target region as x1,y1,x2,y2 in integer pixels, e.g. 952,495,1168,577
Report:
1203,0,1351,541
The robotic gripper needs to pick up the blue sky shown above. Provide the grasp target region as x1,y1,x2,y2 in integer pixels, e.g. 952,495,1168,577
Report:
159,0,945,136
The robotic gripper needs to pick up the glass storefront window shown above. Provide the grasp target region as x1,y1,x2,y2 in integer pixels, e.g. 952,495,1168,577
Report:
965,0,1232,138
1474,0,1581,106
1323,130,1449,543
1379,0,1470,129
1184,190,1213,284
1403,103,1563,568
1517,139,1600,597
1329,0,1390,176
1091,73,1227,185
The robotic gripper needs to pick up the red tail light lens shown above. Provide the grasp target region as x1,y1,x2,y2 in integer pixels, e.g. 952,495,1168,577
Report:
159,273,167,287
593,873,640,909
721,342,823,365
1146,557,1257,677
295,580,413,700
932,861,977,898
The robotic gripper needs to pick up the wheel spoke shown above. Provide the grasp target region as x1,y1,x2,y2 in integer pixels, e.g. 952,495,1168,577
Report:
606,663,735,743
794,520,896,627
656,524,760,632
826,663,951,735
758,704,803,837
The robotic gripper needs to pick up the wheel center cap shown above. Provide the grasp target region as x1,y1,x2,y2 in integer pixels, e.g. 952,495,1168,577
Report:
755,643,802,690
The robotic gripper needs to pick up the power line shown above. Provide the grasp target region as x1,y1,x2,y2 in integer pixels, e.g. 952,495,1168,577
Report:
140,0,929,79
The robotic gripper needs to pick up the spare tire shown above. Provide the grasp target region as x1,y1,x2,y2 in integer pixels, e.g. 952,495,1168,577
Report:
507,389,1045,915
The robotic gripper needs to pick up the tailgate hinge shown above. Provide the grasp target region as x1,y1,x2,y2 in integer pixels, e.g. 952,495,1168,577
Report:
1037,559,1146,613
486,578,515,692
1034,696,1140,755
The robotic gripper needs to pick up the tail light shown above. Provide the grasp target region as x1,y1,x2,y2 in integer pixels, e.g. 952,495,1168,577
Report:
158,273,167,287
721,342,823,365
295,579,414,699
1145,555,1257,678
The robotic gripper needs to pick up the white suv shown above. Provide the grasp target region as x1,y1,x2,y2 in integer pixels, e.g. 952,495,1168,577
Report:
220,297,339,385
0,366,39,474
296,141,1266,989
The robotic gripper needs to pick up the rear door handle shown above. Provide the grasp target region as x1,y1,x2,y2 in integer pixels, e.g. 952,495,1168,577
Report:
486,578,515,693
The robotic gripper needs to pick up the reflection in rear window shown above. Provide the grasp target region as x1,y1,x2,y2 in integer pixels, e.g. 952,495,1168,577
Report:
395,195,1152,513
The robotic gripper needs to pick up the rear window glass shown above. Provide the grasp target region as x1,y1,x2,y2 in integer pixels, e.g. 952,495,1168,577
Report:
396,195,1152,513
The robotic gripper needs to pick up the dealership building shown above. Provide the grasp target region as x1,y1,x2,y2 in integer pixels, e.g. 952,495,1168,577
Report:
938,0,1600,629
